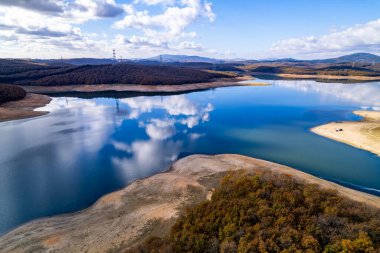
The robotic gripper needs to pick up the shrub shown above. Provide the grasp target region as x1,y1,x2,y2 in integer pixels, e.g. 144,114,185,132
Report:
132,171,380,253
0,84,26,104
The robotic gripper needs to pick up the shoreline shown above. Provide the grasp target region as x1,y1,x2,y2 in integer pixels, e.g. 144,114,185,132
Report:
0,93,51,122
22,76,268,95
252,72,380,81
0,154,379,252
311,110,380,157
0,77,267,123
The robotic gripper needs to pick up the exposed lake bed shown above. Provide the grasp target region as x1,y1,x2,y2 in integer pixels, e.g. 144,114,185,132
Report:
1,154,379,252
0,93,51,122
0,79,380,236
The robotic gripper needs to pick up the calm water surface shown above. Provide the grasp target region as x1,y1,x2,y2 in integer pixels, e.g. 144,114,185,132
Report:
0,80,380,234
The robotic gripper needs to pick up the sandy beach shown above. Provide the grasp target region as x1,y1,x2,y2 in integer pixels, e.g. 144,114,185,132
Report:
0,154,379,252
0,93,51,122
311,110,380,156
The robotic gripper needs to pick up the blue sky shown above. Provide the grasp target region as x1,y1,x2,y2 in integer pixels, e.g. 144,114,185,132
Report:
0,0,379,59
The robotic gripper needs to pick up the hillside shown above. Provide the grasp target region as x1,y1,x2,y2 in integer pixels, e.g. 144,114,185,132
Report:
330,53,380,63
34,58,117,66
0,61,228,86
137,171,380,252
0,59,51,75
2,53,379,86
243,61,380,80
254,53,380,64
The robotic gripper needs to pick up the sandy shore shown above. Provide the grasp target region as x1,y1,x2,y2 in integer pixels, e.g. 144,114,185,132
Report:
252,72,380,81
22,77,268,95
311,110,380,156
0,154,379,252
0,93,51,122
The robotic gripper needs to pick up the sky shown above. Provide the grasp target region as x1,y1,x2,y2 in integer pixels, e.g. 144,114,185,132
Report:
0,0,379,59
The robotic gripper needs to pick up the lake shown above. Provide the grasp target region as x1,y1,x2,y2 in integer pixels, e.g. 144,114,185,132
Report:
0,79,380,234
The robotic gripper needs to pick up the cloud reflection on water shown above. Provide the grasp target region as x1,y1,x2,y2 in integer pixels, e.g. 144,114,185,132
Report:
35,95,213,182
274,80,380,110
111,95,214,182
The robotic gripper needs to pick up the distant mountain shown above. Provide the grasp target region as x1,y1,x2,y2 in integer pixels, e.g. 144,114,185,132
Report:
34,58,117,66
330,53,380,63
147,54,224,63
260,58,300,63
253,53,380,64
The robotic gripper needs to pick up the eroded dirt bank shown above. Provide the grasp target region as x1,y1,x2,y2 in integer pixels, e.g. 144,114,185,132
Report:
0,93,51,122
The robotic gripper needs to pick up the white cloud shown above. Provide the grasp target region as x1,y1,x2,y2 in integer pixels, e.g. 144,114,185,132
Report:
271,19,380,57
76,0,125,18
113,0,215,51
179,41,203,50
0,0,217,58
0,0,64,13
134,0,176,5
115,34,169,49
0,0,124,57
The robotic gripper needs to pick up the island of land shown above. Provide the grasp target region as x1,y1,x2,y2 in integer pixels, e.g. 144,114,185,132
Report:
312,110,380,156
0,154,379,252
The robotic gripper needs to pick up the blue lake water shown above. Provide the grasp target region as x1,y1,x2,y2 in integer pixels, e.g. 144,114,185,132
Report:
0,79,380,234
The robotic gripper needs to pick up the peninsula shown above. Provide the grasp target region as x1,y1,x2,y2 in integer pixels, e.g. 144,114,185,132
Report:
312,110,380,156
0,155,379,252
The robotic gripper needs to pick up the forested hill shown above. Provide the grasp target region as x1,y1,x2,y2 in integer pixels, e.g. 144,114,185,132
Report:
0,60,228,86
133,171,380,252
